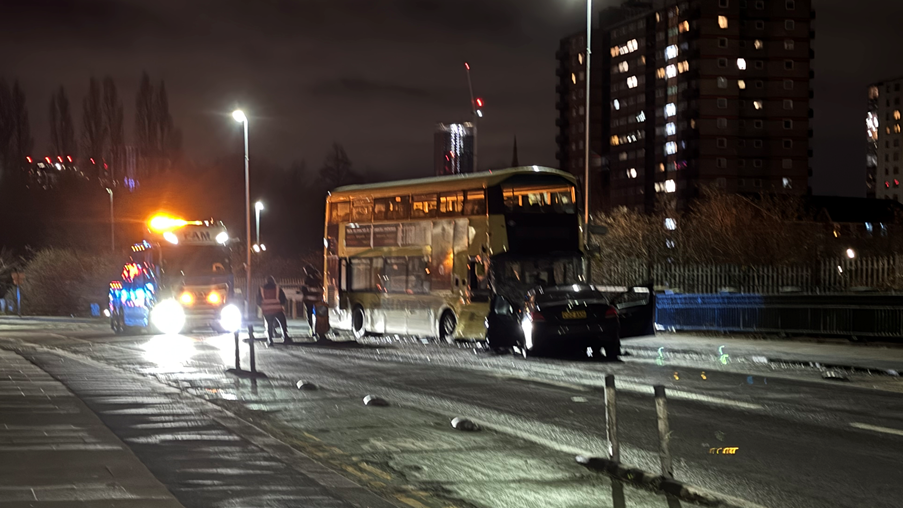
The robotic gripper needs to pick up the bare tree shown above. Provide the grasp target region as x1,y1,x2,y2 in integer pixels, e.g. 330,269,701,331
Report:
317,143,361,191
0,79,11,179
134,72,155,176
9,81,33,179
102,77,124,185
49,87,76,157
81,77,107,179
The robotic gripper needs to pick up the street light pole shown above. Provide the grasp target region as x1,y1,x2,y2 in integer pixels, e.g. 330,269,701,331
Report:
255,201,263,246
583,0,593,248
105,187,114,252
233,110,251,323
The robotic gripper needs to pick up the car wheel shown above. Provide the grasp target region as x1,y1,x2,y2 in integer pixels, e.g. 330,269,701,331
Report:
439,311,457,344
111,312,123,334
604,342,621,361
352,306,365,339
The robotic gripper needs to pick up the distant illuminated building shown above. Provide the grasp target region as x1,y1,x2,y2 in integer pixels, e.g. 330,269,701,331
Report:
866,79,903,201
434,122,474,176
123,145,139,190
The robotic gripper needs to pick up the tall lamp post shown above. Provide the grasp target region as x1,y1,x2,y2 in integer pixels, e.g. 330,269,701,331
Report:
232,110,251,322
583,0,593,248
105,187,114,252
255,201,264,247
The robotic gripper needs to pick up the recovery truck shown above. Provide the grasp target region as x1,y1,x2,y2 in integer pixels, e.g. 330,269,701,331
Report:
109,215,242,334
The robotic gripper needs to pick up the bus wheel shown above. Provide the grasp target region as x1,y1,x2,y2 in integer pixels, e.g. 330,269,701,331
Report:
439,311,457,344
352,306,366,340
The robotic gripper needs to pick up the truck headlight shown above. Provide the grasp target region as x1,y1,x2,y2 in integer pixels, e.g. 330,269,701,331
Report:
151,299,185,335
220,304,242,333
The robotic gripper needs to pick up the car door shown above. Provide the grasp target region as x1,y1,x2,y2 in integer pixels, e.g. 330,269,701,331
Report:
486,294,523,349
611,285,656,338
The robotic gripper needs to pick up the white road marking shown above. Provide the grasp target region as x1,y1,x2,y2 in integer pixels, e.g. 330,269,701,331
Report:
491,373,590,392
850,422,903,437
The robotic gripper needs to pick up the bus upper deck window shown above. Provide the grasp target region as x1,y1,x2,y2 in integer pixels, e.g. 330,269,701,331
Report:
389,196,410,220
439,192,464,216
351,199,373,222
330,202,351,223
463,190,486,215
412,194,437,218
373,199,388,221
502,185,576,214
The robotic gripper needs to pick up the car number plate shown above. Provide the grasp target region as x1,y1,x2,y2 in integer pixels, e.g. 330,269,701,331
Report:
561,310,586,319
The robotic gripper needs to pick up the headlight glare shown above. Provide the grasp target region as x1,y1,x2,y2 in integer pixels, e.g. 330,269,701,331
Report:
220,304,242,333
151,299,186,335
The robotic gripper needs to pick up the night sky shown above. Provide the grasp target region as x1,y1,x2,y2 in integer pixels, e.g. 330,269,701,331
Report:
1,0,900,196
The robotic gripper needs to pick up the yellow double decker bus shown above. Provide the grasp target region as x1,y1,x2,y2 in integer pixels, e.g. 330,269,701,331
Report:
323,166,586,342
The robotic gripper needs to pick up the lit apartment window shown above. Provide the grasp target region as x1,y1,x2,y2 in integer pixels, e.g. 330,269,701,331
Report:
756,20,765,29
718,15,728,29
717,138,728,148
657,68,666,79
782,159,793,169
619,152,628,161
785,20,795,30
627,76,638,88
717,98,728,109
786,0,795,9
571,73,577,84
665,103,677,117
783,139,793,148
613,99,620,110
578,53,584,64
896,110,901,120
665,141,678,155
665,45,679,60
679,21,690,33
737,58,747,70
785,60,795,70
738,80,747,89
718,118,728,128
755,0,764,8
718,77,728,88
785,39,795,50
718,58,728,68
666,65,677,78
677,61,690,73
783,100,794,110
665,122,677,135
783,178,792,189
611,135,619,146
619,61,629,72
637,111,646,122
627,168,638,178
753,100,763,110
784,119,793,129
784,79,794,90
754,39,763,49
719,38,728,48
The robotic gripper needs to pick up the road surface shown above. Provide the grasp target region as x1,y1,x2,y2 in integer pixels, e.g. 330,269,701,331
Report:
1,322,900,508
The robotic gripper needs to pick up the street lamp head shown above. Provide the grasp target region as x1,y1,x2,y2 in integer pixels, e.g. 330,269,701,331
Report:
255,201,264,211
232,109,247,123
846,248,856,259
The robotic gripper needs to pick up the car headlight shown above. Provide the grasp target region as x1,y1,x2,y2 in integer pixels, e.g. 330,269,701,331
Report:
521,319,533,349
220,304,242,333
151,299,186,335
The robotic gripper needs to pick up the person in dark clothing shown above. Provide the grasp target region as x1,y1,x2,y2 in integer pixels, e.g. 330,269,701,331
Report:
258,275,292,345
301,265,323,334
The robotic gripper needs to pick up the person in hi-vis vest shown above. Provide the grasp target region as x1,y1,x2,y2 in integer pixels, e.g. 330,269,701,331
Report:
257,275,292,345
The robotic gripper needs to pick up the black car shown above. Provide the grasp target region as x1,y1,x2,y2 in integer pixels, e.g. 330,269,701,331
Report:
486,284,654,360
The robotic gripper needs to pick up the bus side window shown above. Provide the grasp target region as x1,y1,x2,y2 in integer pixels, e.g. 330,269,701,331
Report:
468,259,490,302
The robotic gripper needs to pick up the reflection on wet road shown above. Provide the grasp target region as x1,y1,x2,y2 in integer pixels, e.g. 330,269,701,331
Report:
4,326,900,508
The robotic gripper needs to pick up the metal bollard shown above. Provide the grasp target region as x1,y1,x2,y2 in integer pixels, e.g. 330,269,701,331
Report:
654,385,673,479
247,324,257,373
605,374,620,463
233,331,241,371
